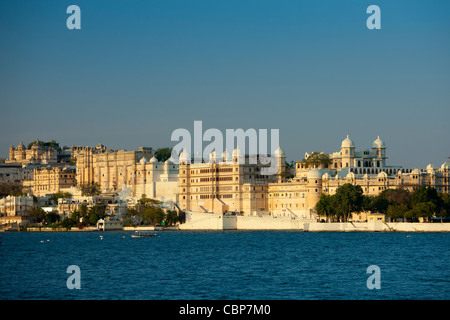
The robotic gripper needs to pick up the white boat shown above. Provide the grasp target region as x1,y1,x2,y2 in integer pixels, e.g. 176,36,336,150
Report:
131,231,159,238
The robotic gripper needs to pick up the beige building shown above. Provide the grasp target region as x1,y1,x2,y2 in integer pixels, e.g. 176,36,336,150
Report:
0,163,24,184
23,166,76,197
178,135,449,222
7,140,58,165
178,146,286,215
268,169,321,220
269,135,450,220
296,134,397,178
75,146,178,202
57,195,127,218
0,194,34,226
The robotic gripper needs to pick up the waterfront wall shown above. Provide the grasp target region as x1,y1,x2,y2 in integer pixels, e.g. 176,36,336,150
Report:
123,226,155,231
179,211,450,232
304,222,450,232
178,211,225,230
27,227,98,232
179,211,310,231
237,215,305,230
384,222,450,232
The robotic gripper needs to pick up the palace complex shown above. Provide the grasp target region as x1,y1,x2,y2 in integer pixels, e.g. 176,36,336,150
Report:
1,135,449,222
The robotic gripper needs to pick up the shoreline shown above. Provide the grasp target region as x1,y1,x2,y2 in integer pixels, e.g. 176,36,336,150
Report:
10,222,450,233
177,212,450,232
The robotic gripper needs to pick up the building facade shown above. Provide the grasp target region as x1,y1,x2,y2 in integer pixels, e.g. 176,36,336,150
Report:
75,146,178,202
178,135,449,221
24,166,76,197
269,135,450,220
178,146,286,215
7,140,58,165
0,194,34,226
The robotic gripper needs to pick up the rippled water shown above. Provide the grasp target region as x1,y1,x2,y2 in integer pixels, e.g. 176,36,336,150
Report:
0,231,449,300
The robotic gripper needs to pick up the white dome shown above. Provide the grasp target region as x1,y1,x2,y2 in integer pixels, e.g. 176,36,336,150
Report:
372,135,386,149
209,150,217,159
232,145,243,158
441,160,450,169
274,145,285,158
411,168,420,175
139,157,148,165
149,156,158,163
307,168,322,180
341,134,355,148
166,156,175,164
377,171,388,178
346,172,355,179
179,148,190,162
426,163,436,170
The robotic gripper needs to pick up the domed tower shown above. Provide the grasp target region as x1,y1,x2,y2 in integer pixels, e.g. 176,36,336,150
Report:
340,134,355,168
274,145,286,182
209,150,217,164
8,145,16,162
372,135,386,168
232,145,243,164
306,168,323,210
178,148,191,211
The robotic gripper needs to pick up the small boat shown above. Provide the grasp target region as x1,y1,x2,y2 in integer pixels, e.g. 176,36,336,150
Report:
131,231,159,238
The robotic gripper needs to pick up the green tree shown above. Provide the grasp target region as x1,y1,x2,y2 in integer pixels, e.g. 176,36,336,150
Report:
59,217,77,229
27,139,59,149
387,203,409,221
79,204,88,220
438,193,450,222
410,186,442,221
137,195,162,208
0,182,23,197
363,195,389,214
86,204,107,226
154,148,172,162
381,188,411,207
315,194,336,222
178,211,186,224
80,183,101,196
50,192,73,204
46,212,61,224
142,207,165,225
407,202,436,221
27,207,46,223
165,210,179,225
333,183,364,222
300,152,332,168
71,210,81,222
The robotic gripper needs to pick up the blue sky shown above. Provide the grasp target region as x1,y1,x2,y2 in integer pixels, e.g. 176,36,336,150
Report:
1,0,449,168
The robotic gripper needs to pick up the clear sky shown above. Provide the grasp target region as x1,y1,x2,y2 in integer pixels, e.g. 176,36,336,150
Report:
1,0,449,168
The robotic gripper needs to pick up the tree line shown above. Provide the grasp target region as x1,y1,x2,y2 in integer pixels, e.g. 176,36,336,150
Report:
27,203,107,229
315,184,450,222
124,195,184,227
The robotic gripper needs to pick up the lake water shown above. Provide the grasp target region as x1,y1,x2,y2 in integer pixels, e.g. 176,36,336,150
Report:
0,231,449,300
